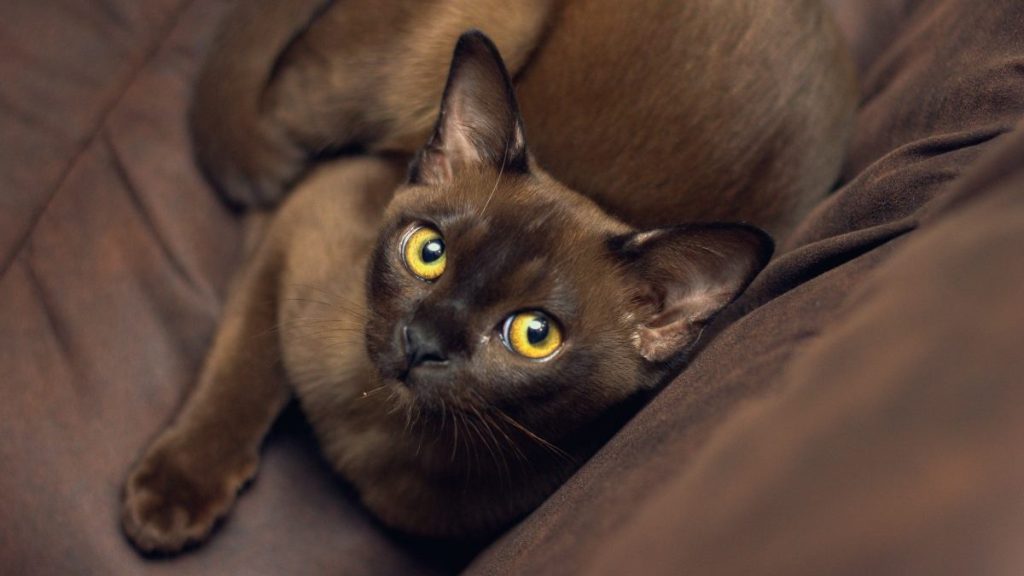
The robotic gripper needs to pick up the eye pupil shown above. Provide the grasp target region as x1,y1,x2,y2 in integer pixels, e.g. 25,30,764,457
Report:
421,239,445,263
403,226,447,281
503,311,562,360
525,316,549,345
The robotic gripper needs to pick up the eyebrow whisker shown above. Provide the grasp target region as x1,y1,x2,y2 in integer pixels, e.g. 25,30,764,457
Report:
477,130,511,218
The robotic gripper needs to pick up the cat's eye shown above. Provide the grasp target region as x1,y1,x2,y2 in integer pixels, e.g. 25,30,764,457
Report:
501,311,563,360
402,225,447,281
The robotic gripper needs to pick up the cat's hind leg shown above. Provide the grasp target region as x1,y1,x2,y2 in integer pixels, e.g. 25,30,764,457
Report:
191,0,555,209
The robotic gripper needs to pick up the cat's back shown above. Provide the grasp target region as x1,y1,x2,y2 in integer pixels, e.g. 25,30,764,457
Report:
194,0,854,238
516,0,856,236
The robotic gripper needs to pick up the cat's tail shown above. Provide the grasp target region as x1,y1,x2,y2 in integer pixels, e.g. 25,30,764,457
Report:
190,0,334,209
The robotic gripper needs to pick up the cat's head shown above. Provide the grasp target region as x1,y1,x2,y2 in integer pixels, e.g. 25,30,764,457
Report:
364,31,771,439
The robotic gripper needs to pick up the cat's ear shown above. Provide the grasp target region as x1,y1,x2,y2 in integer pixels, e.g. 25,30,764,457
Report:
408,30,529,186
611,224,773,364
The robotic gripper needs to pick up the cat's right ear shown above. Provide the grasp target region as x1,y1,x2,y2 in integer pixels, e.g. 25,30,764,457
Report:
408,30,529,186
611,224,773,366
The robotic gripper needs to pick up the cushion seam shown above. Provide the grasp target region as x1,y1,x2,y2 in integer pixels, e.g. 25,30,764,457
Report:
0,0,198,278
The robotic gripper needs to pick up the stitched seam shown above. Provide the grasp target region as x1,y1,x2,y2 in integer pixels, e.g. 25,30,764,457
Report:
103,129,203,295
0,0,198,278
22,255,73,363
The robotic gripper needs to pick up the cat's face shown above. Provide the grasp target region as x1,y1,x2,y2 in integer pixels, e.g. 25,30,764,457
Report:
365,167,645,434
364,32,771,440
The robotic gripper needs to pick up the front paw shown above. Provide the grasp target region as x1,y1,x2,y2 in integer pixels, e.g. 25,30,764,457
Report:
121,436,257,555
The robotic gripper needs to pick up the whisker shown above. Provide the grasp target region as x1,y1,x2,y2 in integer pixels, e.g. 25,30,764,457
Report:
415,419,426,457
464,413,490,481
360,384,389,399
281,297,373,322
402,398,415,434
386,391,405,416
305,338,364,351
477,129,511,218
450,406,461,463
470,405,513,487
493,408,574,463
249,323,359,343
466,390,529,466
283,283,376,318
409,398,424,433
274,317,357,327
285,327,366,338
457,411,481,478
282,294,359,308
483,408,528,464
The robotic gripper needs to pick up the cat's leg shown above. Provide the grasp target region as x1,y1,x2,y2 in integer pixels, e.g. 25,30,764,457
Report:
191,0,555,209
121,229,289,554
190,0,334,210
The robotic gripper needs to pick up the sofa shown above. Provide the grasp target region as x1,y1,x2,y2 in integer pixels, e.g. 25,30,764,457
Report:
2,0,1023,573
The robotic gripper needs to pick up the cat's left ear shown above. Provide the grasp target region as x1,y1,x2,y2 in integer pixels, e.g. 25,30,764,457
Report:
408,30,529,186
612,224,773,364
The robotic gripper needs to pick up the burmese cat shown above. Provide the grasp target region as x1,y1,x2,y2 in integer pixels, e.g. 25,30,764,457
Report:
122,0,856,555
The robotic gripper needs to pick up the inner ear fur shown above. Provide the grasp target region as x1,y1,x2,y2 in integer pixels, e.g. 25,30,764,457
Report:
611,224,774,364
408,30,528,186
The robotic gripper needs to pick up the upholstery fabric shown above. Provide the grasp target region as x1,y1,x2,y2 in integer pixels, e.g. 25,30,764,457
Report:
0,0,437,574
2,0,1022,574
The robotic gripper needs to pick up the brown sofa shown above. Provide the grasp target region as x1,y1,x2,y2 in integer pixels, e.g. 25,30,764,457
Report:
2,0,1023,573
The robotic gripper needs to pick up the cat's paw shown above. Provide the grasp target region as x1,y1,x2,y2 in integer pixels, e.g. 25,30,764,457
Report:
121,436,257,555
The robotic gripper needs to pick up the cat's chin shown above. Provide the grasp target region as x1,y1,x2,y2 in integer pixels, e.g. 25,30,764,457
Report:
390,376,473,418
398,383,454,416
364,366,448,416
366,357,458,411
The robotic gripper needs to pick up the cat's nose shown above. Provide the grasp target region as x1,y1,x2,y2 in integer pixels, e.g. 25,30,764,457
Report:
402,322,448,371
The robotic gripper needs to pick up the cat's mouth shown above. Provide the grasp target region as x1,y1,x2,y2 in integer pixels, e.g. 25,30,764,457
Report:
390,361,481,416
398,362,455,399
367,349,453,409
371,344,447,384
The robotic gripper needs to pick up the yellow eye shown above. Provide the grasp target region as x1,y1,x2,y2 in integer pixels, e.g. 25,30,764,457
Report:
402,226,447,281
502,311,563,360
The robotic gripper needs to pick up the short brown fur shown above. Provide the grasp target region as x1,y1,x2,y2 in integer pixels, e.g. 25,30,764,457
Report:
193,0,854,240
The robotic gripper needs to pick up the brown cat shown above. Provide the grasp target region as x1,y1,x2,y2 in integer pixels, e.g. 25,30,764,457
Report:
122,0,856,555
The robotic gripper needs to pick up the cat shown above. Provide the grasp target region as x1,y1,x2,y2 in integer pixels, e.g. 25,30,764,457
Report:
122,0,856,555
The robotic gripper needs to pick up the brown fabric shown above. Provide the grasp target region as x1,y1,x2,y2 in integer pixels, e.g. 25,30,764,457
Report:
468,0,1024,573
588,118,1024,576
2,0,1023,574
0,0,437,574
826,0,916,77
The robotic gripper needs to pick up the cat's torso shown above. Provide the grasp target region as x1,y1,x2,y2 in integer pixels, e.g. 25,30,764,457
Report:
202,0,855,239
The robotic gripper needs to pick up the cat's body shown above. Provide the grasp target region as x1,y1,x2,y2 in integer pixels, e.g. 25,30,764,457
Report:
195,0,854,239
122,0,856,554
